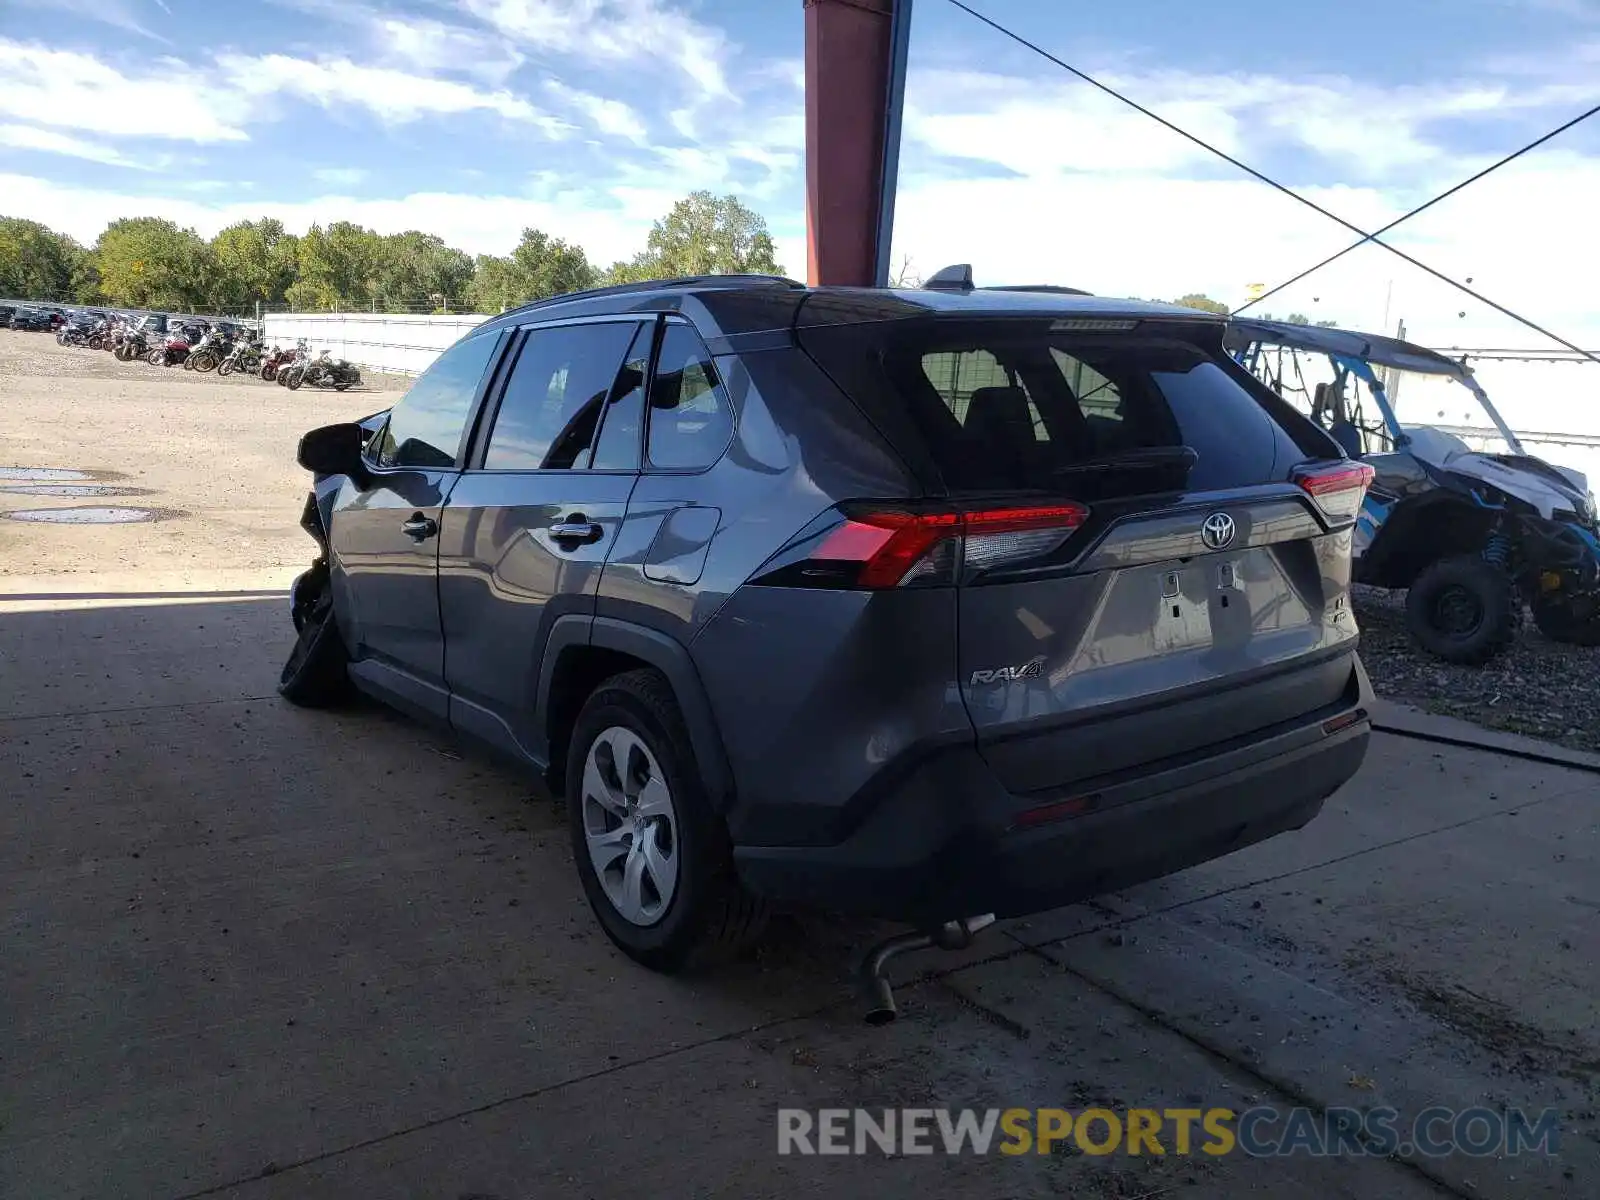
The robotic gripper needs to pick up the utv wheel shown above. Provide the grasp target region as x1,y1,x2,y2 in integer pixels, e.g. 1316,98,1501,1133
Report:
566,669,767,972
278,582,351,707
1530,594,1600,647
1406,555,1520,664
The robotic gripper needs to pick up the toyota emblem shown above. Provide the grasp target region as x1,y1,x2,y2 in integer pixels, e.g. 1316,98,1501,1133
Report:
1200,512,1236,550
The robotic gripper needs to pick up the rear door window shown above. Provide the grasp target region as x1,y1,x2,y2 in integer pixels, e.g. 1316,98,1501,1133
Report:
482,321,638,471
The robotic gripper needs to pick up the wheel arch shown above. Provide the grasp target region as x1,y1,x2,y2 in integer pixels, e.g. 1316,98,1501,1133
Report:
1361,493,1497,589
537,615,734,809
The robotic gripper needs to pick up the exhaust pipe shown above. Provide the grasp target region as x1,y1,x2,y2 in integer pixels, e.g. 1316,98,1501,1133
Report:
859,913,996,1025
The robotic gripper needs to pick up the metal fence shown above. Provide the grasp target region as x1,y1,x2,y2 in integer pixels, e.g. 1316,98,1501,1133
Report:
261,311,490,376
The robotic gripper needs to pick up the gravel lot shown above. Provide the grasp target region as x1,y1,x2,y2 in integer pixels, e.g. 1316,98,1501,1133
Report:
1354,585,1600,754
0,329,404,580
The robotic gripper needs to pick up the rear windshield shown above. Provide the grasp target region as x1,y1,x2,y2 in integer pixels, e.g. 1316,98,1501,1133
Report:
801,318,1316,497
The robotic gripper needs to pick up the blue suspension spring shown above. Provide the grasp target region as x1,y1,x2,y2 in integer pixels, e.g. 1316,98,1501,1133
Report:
1483,532,1513,570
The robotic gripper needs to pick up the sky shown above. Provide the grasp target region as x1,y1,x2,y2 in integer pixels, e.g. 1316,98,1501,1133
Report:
1,0,1598,350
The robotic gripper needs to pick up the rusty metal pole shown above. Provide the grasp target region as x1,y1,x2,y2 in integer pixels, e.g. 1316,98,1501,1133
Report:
803,0,912,287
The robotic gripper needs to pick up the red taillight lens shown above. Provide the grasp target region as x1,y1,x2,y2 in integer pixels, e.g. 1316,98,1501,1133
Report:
781,501,1089,589
814,510,961,588
1294,461,1374,524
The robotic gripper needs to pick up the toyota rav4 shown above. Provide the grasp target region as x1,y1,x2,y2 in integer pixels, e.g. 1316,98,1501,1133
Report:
281,270,1374,971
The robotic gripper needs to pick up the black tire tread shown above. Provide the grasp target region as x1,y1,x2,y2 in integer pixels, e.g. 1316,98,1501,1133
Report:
1405,555,1519,665
569,668,767,970
278,590,352,707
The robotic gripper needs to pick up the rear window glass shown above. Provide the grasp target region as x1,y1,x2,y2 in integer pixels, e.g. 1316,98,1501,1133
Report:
804,319,1304,497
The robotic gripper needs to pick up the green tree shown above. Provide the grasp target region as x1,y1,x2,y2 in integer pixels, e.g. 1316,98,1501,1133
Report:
210,218,296,309
0,217,86,300
1171,293,1230,315
286,221,382,310
373,231,474,310
466,227,595,311
605,191,782,283
95,217,215,309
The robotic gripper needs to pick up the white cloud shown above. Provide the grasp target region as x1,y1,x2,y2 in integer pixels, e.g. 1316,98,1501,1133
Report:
216,53,571,133
0,124,153,170
312,166,369,187
545,81,647,144
458,0,731,97
0,171,659,264
374,15,526,82
0,41,249,142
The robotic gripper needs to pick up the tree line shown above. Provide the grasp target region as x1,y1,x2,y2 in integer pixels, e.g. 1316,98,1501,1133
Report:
0,190,782,316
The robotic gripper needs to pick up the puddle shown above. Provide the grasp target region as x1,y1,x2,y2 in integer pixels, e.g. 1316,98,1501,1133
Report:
3,506,173,525
0,466,92,481
0,484,151,498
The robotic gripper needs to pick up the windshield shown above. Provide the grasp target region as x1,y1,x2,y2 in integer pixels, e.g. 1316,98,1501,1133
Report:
1240,343,1518,458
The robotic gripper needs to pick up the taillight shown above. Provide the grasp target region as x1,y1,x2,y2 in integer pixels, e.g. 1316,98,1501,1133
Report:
758,501,1089,589
1294,461,1374,524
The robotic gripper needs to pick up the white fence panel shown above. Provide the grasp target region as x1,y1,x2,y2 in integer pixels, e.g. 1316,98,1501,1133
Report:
261,312,490,377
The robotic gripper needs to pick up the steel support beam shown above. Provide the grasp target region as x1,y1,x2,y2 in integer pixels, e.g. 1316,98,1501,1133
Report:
803,0,913,287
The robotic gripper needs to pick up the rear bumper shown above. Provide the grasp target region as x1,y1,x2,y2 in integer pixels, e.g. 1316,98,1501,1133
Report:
733,684,1371,925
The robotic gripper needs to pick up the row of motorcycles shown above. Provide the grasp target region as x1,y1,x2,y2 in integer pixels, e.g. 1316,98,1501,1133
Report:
58,315,362,391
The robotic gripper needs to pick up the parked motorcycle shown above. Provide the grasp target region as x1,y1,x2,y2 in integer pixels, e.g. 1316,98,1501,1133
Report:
146,330,192,367
259,344,297,383
57,321,92,347
290,348,361,391
185,327,232,373
277,345,310,388
114,329,149,361
217,336,262,377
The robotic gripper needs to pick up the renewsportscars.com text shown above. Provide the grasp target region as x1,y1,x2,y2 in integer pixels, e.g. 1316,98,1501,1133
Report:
777,1106,1562,1158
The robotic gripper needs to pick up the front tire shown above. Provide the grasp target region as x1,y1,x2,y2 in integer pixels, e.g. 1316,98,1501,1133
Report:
1406,555,1520,664
565,669,767,972
278,573,351,707
217,356,235,376
285,367,305,390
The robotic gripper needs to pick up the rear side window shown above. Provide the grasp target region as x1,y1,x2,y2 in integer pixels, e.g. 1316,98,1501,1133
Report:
647,324,734,471
803,318,1304,497
483,321,637,470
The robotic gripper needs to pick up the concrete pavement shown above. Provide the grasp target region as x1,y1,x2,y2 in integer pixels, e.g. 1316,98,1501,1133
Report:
2,579,1596,1199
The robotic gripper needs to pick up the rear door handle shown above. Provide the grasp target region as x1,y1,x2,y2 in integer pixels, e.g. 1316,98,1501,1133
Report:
550,519,604,547
401,515,438,542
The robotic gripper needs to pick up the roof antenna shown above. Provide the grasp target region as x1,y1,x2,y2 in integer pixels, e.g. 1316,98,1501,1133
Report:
924,264,974,292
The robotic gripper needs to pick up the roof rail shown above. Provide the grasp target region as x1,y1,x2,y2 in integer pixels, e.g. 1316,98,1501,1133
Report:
501,273,807,319
924,263,975,292
983,284,1095,297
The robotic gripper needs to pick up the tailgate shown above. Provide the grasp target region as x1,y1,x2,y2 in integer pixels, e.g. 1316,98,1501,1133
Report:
960,491,1359,794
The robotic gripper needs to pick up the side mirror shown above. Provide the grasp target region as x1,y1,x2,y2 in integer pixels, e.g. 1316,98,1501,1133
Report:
297,422,368,480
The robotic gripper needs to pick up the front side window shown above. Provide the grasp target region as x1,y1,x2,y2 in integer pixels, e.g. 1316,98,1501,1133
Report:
374,330,503,469
647,324,734,470
482,321,638,471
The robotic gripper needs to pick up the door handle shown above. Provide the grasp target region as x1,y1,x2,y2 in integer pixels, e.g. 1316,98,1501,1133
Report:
550,518,604,547
401,514,439,542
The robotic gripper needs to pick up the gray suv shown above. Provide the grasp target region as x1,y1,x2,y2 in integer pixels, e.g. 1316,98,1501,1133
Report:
283,273,1374,971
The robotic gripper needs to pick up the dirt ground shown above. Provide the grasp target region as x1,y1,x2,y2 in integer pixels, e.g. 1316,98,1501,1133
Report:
0,329,403,581
3,331,1599,1199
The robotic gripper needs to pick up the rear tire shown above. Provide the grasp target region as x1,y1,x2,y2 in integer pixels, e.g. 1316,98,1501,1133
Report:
1530,593,1600,646
278,580,352,707
565,669,767,972
1406,555,1520,664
